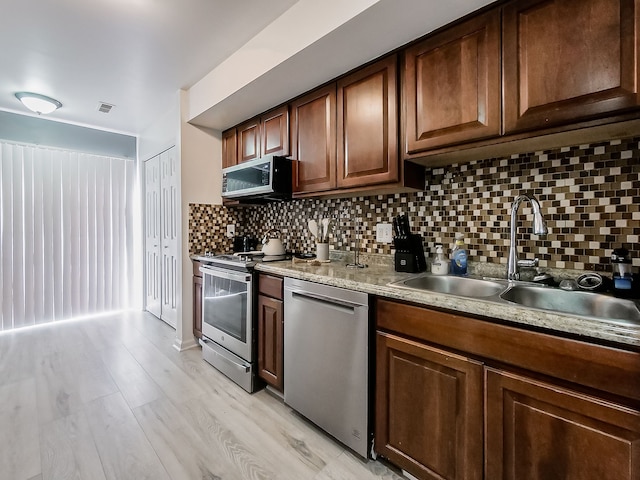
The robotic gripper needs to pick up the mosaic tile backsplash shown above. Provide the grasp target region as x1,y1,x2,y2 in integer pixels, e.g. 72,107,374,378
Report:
188,204,242,255
189,135,640,272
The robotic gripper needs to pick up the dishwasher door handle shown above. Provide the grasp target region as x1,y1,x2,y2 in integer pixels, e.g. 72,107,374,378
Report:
289,289,360,314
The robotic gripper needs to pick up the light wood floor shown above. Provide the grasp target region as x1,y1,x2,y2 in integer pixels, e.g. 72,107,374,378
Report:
0,311,406,480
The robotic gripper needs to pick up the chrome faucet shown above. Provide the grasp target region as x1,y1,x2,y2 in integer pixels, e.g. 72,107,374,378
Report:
507,194,548,280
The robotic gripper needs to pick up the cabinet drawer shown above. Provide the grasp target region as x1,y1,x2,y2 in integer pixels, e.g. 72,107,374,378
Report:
375,298,640,403
258,274,283,299
486,367,640,480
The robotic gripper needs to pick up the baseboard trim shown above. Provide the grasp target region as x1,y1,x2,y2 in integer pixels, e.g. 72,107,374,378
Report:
173,336,199,351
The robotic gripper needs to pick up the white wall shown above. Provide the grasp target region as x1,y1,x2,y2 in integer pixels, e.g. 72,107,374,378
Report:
0,110,136,158
138,96,179,161
188,0,380,127
137,90,220,350
175,89,221,350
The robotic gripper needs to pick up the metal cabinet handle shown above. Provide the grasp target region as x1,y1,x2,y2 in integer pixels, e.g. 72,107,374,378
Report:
289,290,359,314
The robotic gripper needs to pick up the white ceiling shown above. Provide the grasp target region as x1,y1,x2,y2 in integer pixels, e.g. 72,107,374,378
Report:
0,0,298,136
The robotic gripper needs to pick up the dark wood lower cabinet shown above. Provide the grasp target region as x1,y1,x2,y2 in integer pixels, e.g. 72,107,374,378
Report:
257,294,283,391
192,261,202,339
376,331,483,480
193,275,202,338
257,274,284,392
486,368,640,480
375,298,640,480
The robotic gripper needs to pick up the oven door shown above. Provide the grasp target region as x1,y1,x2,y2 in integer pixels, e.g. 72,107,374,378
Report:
200,265,253,362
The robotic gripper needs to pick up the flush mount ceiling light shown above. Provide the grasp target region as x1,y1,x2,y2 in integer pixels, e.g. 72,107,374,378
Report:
15,92,62,115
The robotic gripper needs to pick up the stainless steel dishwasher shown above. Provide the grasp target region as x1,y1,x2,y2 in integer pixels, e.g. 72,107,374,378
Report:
284,277,371,458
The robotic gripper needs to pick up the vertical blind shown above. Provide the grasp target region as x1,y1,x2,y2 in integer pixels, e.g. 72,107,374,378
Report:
0,141,136,330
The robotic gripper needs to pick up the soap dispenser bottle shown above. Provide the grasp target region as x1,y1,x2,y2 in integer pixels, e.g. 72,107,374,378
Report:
450,233,468,276
611,247,634,297
431,244,449,275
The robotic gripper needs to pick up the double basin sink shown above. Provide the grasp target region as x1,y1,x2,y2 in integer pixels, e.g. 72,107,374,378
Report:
390,274,640,326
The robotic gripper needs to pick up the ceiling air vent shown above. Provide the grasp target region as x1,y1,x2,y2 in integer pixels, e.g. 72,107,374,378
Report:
97,102,114,114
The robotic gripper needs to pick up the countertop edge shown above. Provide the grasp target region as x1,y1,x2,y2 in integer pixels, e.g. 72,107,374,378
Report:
252,261,640,350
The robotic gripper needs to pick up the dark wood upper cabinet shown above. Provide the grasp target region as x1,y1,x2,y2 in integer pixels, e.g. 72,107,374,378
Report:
376,331,484,480
261,105,289,157
337,55,399,188
404,9,501,154
237,118,261,164
290,84,337,193
486,368,640,480
503,0,640,134
221,128,237,169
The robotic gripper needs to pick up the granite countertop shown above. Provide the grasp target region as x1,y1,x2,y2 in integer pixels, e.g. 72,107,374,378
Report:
248,253,640,350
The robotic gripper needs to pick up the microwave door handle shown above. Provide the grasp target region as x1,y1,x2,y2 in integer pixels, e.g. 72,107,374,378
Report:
199,265,251,283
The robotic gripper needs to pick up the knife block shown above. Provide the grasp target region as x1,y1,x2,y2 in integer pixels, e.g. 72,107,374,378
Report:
394,234,427,273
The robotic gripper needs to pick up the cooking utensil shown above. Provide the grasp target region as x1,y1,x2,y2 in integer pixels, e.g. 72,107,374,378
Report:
392,217,400,237
308,219,319,239
402,215,411,234
321,218,331,242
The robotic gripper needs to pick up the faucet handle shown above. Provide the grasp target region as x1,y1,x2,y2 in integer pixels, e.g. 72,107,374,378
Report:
517,258,539,269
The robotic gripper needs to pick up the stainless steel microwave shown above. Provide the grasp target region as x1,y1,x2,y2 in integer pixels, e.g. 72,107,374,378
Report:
221,156,292,202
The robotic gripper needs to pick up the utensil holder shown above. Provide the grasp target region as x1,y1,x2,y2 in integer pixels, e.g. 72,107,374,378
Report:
316,243,329,261
393,234,426,273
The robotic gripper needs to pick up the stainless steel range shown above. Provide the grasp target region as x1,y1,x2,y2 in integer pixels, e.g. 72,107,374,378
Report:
198,252,288,392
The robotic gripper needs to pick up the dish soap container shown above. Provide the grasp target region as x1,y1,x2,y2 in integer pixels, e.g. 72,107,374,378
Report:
450,233,468,276
611,247,635,297
431,244,449,275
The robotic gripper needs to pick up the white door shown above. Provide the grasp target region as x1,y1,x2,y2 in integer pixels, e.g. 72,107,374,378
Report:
144,155,161,318
159,147,178,327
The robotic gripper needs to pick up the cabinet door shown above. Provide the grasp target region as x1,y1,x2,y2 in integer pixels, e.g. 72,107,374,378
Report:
376,331,483,480
503,0,640,133
404,9,501,154
237,118,261,163
261,105,289,157
193,274,202,339
486,368,640,480
258,294,284,391
222,128,237,168
290,84,337,193
159,147,178,328
144,155,161,319
337,55,398,188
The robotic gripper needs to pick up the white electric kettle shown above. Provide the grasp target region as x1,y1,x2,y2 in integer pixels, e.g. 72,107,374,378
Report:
261,228,286,256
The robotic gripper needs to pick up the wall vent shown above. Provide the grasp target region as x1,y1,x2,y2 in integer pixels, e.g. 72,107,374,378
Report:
97,102,114,114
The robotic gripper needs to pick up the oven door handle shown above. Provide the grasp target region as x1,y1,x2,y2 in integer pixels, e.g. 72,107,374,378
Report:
199,265,251,283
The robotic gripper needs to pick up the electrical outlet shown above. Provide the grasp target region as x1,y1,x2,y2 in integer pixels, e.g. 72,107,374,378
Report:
376,223,393,243
226,224,235,238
